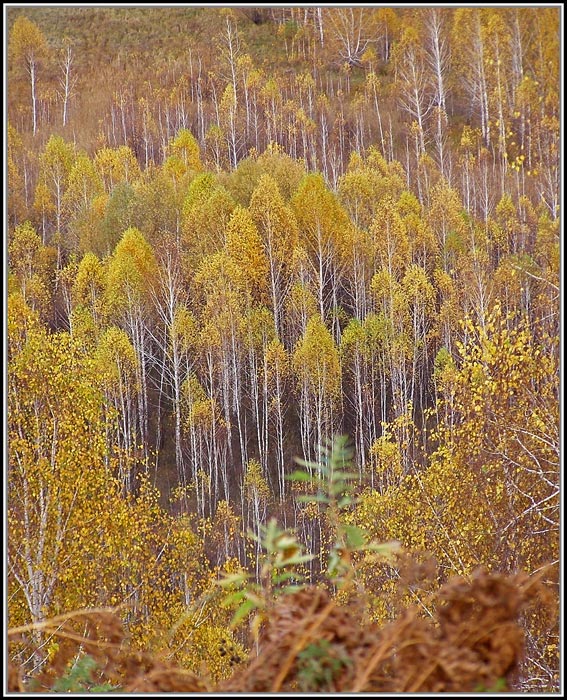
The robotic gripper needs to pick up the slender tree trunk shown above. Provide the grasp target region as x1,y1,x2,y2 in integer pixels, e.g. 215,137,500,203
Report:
29,59,37,135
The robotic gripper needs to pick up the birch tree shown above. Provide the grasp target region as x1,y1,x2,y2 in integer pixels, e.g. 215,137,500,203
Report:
9,16,49,135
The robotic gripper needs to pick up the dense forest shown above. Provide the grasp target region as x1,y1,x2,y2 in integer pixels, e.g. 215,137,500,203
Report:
7,6,559,692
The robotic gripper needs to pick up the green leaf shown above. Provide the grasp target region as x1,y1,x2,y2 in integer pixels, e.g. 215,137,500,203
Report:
274,554,313,569
284,553,314,566
279,584,307,595
327,550,341,576
271,570,297,583
294,457,319,470
331,471,359,481
221,590,247,607
342,524,367,549
231,598,256,626
366,540,401,556
287,470,313,482
296,493,329,503
218,572,249,588
91,683,119,692
243,591,265,607
274,534,300,549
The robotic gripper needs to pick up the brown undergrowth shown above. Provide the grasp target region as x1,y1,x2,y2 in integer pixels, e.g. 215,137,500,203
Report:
222,567,553,693
7,608,208,693
8,567,554,693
